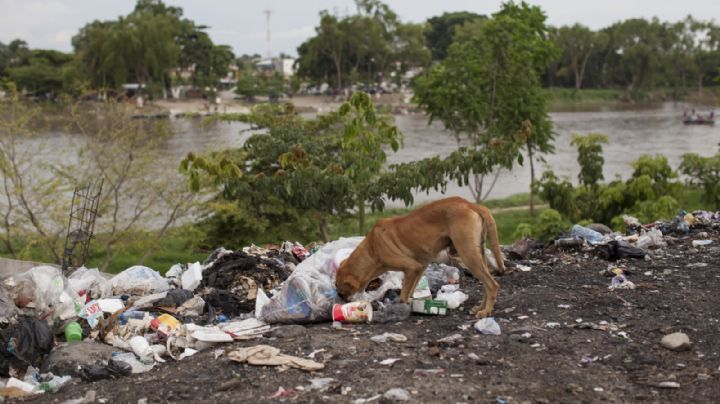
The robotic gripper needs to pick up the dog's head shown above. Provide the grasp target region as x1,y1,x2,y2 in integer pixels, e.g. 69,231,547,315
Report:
335,258,364,301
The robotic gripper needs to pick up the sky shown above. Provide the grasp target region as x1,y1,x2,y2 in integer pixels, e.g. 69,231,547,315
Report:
1,0,719,57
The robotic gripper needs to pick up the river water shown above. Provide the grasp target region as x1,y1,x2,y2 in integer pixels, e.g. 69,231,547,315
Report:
14,102,720,208
162,102,719,206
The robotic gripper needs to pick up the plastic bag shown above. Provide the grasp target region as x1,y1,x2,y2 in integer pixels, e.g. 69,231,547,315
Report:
260,237,364,324
0,285,20,321
3,266,83,320
435,285,468,309
0,316,54,376
110,266,169,296
68,267,111,299
635,228,666,249
425,263,460,294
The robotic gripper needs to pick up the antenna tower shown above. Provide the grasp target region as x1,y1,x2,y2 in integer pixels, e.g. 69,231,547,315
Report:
264,10,272,58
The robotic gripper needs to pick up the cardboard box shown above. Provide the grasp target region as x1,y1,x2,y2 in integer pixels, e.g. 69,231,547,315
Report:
412,275,432,300
411,299,448,315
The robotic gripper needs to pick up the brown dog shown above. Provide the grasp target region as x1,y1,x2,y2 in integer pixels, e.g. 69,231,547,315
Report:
336,196,504,318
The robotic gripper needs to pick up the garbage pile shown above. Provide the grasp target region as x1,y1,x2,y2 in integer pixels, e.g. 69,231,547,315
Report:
0,236,475,397
1,208,715,397
502,209,720,291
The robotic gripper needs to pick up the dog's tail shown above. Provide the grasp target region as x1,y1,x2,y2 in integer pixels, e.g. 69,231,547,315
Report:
471,204,505,274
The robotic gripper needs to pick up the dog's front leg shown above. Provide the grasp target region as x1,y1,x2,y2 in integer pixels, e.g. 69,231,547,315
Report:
399,268,424,303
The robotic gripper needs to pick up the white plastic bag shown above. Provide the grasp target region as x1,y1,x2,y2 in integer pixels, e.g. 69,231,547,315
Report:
435,285,468,309
474,317,501,335
181,262,202,291
110,266,169,296
635,228,666,249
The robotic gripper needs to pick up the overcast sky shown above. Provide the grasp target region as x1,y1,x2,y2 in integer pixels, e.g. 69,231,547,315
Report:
1,0,718,57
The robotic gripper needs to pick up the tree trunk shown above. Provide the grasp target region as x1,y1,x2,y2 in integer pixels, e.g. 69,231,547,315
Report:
334,56,343,91
698,74,704,96
528,143,536,216
358,198,366,235
320,217,330,243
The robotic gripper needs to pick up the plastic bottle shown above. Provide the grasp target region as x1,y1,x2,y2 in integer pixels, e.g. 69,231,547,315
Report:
119,310,147,325
571,224,606,245
38,375,72,393
65,321,83,342
372,302,411,323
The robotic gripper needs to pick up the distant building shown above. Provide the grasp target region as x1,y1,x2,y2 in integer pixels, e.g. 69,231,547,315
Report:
254,57,296,78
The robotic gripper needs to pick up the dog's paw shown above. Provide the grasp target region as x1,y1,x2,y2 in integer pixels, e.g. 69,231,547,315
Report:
473,307,492,318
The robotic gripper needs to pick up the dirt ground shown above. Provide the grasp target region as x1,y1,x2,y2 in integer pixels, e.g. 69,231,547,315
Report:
18,228,720,403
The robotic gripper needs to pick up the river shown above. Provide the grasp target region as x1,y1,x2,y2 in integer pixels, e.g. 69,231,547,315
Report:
13,101,720,209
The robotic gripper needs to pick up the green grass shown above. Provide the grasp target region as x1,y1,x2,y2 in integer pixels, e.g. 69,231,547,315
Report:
544,87,625,111
3,189,714,274
326,195,545,245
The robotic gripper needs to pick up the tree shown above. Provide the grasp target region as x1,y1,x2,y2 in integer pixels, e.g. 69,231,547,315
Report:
6,49,78,97
571,133,608,188
555,24,604,90
394,23,432,74
414,1,559,214
295,0,430,90
72,0,233,96
0,92,198,268
425,11,484,60
182,93,401,243
680,151,720,210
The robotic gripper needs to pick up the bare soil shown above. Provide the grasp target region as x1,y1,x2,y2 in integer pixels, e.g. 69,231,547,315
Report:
19,228,720,403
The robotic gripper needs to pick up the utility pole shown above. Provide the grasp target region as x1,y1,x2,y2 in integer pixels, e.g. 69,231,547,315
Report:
264,9,272,59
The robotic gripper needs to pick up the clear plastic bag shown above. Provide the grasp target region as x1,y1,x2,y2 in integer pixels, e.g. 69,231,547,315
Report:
68,267,111,299
260,237,364,324
110,266,169,296
3,266,83,319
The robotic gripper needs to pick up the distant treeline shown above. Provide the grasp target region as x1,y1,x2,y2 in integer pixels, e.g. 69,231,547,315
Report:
1,0,719,100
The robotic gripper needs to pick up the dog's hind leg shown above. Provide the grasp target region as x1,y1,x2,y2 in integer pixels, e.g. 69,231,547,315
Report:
451,214,500,318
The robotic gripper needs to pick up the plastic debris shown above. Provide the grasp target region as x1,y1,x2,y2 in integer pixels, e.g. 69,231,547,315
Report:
692,239,712,247
571,224,608,245
474,317,502,335
181,262,203,291
383,388,411,401
411,299,448,315
435,285,468,309
227,345,324,371
110,266,169,296
370,332,407,343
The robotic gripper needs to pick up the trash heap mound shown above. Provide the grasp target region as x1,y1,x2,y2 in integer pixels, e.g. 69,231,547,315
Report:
199,248,291,317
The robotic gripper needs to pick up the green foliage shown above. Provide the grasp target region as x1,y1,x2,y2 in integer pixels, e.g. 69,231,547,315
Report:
182,92,402,244
512,223,534,240
679,151,720,209
413,1,559,203
536,137,683,226
570,133,608,187
295,0,430,89
424,11,485,60
72,0,232,94
515,209,570,243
